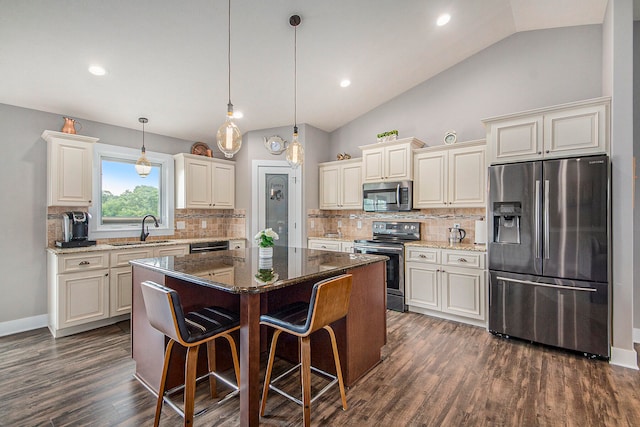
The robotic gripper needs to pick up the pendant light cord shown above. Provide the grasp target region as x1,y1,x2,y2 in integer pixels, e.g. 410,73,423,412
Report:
227,0,232,106
294,22,297,128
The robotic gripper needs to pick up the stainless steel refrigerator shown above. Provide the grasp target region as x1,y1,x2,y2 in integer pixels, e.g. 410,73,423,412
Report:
488,155,610,357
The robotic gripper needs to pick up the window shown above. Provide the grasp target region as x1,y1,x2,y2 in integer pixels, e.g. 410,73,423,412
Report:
89,143,174,239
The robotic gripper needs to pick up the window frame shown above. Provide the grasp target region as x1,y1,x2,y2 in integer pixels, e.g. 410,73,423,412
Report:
89,143,174,239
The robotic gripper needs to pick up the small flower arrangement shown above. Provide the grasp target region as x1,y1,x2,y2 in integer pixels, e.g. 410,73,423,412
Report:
254,228,279,248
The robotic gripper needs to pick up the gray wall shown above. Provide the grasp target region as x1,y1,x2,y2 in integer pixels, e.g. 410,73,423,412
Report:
330,25,603,153
0,104,193,324
234,123,328,242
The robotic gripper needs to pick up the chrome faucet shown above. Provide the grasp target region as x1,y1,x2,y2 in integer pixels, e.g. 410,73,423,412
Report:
140,215,159,241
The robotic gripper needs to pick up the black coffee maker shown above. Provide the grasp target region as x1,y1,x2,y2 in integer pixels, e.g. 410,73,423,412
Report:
56,211,96,248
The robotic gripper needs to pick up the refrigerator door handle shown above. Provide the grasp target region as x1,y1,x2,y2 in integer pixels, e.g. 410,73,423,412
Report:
496,276,597,292
535,180,541,259
544,179,550,259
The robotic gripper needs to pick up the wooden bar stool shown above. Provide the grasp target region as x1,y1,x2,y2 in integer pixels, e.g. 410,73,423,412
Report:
140,281,240,427
260,274,353,426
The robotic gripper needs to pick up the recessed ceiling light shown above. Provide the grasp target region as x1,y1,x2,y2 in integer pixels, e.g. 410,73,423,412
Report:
436,14,451,26
233,111,243,119
340,79,351,88
88,65,107,76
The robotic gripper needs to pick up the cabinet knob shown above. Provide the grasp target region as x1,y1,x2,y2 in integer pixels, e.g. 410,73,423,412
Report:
79,261,90,266
538,151,542,155
546,150,550,153
105,273,109,277
458,258,468,263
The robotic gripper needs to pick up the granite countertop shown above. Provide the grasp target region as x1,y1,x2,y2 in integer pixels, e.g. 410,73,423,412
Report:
46,236,243,255
405,241,487,252
130,247,387,294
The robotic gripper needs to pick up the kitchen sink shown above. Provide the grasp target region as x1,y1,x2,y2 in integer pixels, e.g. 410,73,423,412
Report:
110,240,172,246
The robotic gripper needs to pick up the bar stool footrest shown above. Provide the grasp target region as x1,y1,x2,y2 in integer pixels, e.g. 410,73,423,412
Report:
268,362,340,406
162,370,240,418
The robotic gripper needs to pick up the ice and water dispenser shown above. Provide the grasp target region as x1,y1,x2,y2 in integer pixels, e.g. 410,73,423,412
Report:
492,202,521,244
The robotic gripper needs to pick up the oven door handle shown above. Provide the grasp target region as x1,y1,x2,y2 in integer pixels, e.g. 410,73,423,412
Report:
354,244,403,253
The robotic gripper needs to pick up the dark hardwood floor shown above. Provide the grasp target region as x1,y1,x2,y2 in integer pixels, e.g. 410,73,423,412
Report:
1,312,639,426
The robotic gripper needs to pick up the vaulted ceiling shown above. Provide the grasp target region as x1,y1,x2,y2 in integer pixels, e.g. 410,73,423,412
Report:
0,0,609,143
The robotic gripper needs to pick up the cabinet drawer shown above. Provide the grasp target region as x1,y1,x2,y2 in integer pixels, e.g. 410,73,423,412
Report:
308,240,341,252
441,250,485,269
405,247,440,264
154,245,189,257
58,252,109,273
110,248,154,267
228,239,246,250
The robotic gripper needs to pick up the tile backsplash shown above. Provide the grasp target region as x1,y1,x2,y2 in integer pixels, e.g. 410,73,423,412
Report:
46,207,246,247
307,208,486,243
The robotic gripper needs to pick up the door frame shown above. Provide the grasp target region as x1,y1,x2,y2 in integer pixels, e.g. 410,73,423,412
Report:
251,160,302,248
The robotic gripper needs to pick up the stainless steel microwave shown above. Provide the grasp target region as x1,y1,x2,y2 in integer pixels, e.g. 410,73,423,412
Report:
363,181,413,212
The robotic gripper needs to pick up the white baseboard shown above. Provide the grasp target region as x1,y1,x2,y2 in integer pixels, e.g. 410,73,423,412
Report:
633,327,640,344
0,314,48,337
610,346,639,370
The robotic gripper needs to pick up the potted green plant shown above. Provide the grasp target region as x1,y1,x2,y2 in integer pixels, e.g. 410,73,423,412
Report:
376,130,399,143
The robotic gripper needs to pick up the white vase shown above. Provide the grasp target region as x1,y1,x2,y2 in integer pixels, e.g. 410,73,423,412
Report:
259,246,273,258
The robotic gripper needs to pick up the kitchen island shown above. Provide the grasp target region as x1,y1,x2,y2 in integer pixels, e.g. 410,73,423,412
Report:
130,247,387,427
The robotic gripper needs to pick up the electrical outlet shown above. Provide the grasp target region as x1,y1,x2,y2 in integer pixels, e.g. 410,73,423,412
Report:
310,220,315,229
201,220,207,229
454,223,460,228
357,220,362,229
176,221,186,230
337,220,342,228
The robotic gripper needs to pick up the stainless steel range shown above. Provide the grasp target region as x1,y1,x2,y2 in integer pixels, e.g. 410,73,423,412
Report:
353,221,420,312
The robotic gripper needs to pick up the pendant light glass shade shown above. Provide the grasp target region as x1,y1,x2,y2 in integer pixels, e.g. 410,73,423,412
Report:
216,103,242,158
135,117,151,178
216,0,242,158
287,15,303,169
286,126,304,169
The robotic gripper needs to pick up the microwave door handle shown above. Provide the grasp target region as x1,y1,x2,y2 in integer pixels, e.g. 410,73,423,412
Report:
396,184,400,204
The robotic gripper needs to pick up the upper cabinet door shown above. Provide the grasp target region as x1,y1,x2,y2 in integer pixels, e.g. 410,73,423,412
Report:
212,162,235,209
543,103,608,158
362,146,385,182
42,131,99,207
413,151,447,208
487,115,543,164
185,157,213,208
384,144,411,181
340,161,362,209
319,163,340,209
448,144,486,208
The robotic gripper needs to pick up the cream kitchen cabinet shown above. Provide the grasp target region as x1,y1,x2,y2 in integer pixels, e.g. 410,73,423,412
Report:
319,158,362,210
154,244,189,257
42,130,99,207
413,140,486,208
47,251,111,337
194,265,235,286
405,246,486,326
109,248,153,317
359,137,425,183
484,97,610,165
174,153,235,209
307,238,354,253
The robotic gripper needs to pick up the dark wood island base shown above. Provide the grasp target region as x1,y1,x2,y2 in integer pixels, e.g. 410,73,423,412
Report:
130,248,387,427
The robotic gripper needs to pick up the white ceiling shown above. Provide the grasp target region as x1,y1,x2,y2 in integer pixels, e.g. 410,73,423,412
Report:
0,0,609,144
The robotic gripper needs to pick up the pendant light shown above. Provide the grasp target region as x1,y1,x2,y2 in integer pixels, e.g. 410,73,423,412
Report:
216,0,242,158
135,117,151,178
286,14,304,169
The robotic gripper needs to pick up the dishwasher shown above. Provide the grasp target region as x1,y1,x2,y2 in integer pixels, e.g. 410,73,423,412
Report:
189,241,229,253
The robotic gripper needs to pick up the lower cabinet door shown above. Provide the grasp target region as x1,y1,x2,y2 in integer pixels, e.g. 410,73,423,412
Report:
110,266,133,316
59,269,110,328
406,262,440,310
441,266,485,320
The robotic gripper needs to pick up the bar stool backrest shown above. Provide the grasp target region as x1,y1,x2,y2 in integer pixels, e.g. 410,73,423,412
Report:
141,281,189,346
305,274,353,336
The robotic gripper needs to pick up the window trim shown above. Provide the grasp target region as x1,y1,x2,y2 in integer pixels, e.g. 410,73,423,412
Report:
89,143,174,239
